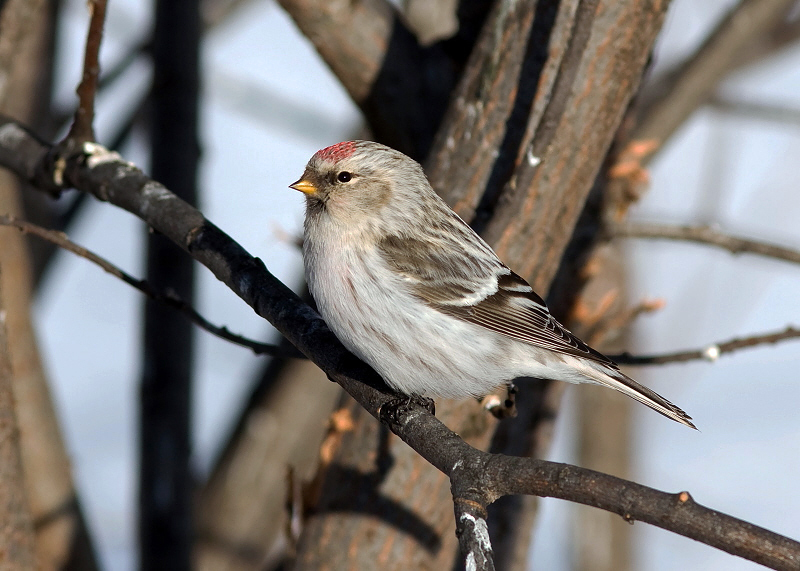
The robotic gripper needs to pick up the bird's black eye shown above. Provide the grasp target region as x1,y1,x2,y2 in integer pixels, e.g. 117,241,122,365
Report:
336,171,352,183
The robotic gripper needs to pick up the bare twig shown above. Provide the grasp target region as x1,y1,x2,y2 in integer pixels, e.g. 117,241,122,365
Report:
0,214,299,359
0,119,798,570
68,0,107,143
613,221,800,265
611,326,800,366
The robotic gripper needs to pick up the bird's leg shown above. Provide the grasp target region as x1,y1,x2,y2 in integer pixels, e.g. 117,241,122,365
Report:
482,382,518,419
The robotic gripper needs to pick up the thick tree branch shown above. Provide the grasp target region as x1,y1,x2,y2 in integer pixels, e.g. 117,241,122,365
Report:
484,458,800,571
614,221,800,265
0,119,798,569
276,0,394,105
427,0,670,290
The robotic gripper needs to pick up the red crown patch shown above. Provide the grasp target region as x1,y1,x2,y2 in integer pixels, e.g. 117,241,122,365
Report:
315,141,357,162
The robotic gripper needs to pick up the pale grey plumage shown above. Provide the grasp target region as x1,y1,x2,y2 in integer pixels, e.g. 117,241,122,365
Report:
293,140,695,428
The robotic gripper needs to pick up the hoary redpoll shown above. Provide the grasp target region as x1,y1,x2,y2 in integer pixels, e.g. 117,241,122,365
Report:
292,141,695,428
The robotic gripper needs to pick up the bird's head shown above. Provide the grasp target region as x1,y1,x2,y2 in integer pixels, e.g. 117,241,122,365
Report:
290,141,433,226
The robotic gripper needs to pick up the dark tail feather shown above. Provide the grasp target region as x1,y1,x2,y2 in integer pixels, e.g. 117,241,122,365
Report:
585,365,696,429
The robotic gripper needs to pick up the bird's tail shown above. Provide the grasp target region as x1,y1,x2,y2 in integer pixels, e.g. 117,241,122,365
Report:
579,361,696,429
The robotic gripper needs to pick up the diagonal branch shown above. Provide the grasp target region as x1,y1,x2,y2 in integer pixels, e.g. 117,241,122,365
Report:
0,118,798,570
0,214,298,358
613,221,800,265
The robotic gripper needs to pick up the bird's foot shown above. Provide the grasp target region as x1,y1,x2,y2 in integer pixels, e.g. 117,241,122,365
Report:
379,394,435,430
482,383,518,419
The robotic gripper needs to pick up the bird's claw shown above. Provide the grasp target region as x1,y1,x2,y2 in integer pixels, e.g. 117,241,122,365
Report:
379,395,435,430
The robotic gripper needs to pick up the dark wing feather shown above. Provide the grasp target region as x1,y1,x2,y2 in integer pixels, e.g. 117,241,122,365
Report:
435,270,618,368
376,219,617,368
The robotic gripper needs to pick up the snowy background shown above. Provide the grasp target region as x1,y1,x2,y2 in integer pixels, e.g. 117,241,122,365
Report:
32,0,800,568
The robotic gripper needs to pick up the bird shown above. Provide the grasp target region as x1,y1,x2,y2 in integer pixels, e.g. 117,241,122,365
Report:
290,140,695,428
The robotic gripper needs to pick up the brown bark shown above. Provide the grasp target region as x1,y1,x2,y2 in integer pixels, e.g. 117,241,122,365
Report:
276,0,464,159
294,398,497,571
430,0,671,289
276,0,394,105
196,359,342,571
0,279,37,571
293,1,671,568
571,244,633,571
0,1,96,569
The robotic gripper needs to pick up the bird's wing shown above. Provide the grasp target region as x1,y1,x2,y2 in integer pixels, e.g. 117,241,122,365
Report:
377,231,617,369
436,270,618,368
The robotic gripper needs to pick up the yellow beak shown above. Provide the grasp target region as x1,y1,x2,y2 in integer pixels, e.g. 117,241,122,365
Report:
290,178,318,196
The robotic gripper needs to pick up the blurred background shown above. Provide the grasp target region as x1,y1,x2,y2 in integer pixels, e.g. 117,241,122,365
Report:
2,0,799,569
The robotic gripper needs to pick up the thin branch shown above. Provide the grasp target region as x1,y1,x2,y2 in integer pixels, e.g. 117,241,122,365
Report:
613,221,800,265
611,325,800,366
68,0,107,143
0,214,299,358
1,119,799,570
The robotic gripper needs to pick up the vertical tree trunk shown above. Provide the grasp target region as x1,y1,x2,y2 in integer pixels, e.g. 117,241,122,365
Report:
0,279,37,571
139,0,201,568
0,1,98,568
